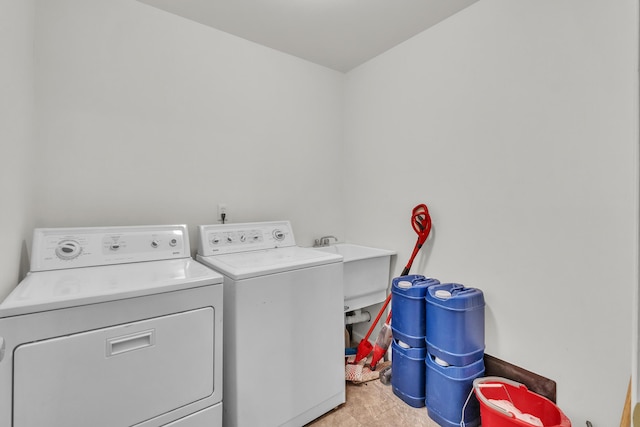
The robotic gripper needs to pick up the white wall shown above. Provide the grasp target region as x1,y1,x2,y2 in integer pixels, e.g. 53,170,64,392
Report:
33,0,346,252
0,0,36,300
344,0,638,425
5,0,639,424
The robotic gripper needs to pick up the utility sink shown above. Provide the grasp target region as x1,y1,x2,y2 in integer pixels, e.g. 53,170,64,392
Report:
315,244,396,312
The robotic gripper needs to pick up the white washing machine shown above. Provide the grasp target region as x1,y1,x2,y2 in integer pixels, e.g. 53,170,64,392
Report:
0,225,224,427
196,221,344,427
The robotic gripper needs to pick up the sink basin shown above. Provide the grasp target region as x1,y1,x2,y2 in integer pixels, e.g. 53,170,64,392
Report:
315,244,396,312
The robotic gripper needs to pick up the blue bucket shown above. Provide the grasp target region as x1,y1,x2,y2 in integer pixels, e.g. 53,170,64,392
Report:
425,283,485,366
391,275,439,348
425,353,484,427
391,340,427,408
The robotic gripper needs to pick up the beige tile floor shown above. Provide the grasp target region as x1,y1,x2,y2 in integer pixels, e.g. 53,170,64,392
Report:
306,378,440,427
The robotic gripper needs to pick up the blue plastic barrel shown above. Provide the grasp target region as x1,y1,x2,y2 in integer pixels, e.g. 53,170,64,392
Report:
425,353,484,427
391,275,439,348
391,340,427,408
425,283,485,366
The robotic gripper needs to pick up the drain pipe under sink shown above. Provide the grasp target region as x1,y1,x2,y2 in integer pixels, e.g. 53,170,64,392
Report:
345,309,371,325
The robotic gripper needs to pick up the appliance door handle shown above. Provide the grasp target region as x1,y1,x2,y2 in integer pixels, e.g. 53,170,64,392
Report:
106,330,155,357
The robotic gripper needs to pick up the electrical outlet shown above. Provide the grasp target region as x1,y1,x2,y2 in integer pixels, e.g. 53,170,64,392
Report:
218,204,228,223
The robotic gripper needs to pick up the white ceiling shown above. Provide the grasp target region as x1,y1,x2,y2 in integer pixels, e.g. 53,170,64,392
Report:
137,0,480,72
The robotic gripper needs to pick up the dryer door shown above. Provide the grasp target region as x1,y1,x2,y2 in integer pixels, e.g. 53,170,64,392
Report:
13,307,215,427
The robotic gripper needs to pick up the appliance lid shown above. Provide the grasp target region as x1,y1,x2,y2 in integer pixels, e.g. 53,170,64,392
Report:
197,246,342,280
0,258,223,317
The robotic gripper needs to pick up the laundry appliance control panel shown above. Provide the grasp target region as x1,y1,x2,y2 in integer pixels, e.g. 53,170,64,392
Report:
30,225,190,271
198,221,295,256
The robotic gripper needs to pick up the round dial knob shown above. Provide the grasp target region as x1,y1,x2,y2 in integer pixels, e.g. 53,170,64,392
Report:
169,238,178,247
109,243,120,251
211,237,220,245
151,240,159,248
273,230,285,241
240,234,246,242
55,240,82,260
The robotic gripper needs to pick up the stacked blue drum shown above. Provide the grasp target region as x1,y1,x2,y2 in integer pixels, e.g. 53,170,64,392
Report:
390,275,439,408
424,283,485,427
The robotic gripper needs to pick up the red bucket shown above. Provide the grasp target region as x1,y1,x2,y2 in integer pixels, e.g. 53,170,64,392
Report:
473,377,571,427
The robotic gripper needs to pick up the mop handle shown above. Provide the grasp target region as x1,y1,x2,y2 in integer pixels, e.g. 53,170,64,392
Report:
363,293,391,341
402,205,431,274
365,203,431,341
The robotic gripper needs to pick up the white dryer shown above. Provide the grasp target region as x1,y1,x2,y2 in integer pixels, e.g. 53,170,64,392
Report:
0,225,224,427
196,221,344,427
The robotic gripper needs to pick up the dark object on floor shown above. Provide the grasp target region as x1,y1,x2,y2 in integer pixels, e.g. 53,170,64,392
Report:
379,365,392,385
483,353,557,403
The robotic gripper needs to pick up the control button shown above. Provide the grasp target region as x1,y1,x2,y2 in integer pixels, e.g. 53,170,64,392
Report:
240,234,246,242
212,237,220,245
169,238,178,247
55,240,82,260
109,244,120,251
226,236,233,243
151,240,159,248
273,230,285,241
